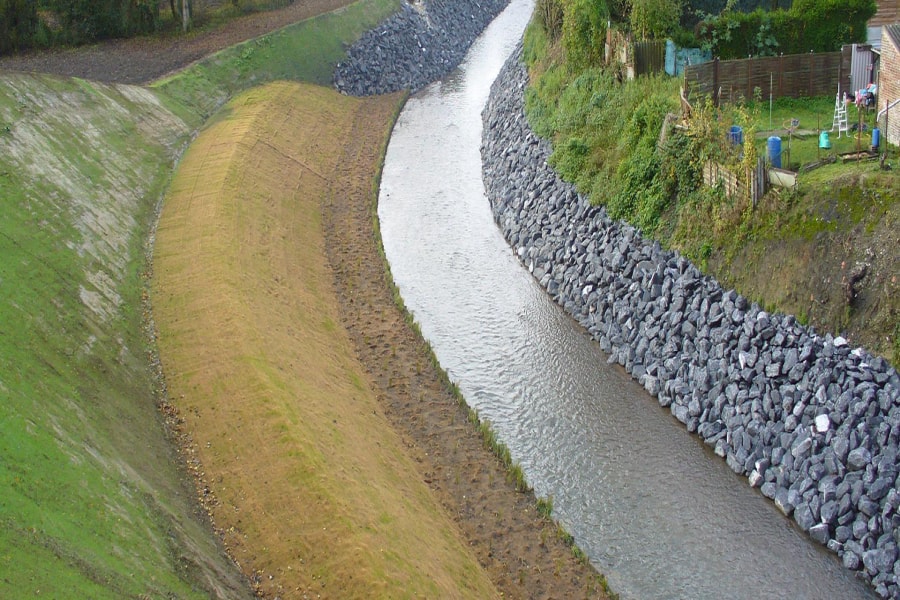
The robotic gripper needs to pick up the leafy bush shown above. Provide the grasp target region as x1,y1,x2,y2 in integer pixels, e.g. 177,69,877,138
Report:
562,0,608,70
0,0,38,53
697,0,875,58
659,130,704,200
682,0,792,29
787,0,874,52
629,0,682,39
607,90,677,229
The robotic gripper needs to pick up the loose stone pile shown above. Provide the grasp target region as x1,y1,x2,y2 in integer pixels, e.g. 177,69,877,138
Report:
333,0,508,95
481,47,900,598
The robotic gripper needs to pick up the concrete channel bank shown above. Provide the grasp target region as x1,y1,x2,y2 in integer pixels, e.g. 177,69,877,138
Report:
480,46,900,598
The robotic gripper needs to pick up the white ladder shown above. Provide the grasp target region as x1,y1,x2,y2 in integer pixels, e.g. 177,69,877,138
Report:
832,93,849,138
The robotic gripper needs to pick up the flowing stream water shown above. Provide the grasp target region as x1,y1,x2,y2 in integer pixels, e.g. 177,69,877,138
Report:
377,1,876,597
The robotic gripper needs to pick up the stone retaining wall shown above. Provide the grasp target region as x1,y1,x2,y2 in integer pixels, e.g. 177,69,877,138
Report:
333,0,508,95
481,45,900,599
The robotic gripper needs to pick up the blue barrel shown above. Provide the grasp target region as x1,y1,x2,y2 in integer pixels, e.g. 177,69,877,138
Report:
872,127,881,150
729,125,744,145
767,136,782,168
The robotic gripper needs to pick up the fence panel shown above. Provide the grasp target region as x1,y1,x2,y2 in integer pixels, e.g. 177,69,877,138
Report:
634,40,666,76
685,51,846,105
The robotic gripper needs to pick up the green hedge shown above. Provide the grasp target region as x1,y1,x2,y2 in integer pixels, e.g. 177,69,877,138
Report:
697,0,875,58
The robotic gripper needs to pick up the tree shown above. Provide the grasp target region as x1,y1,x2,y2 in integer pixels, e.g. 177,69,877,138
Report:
48,0,158,42
629,0,682,39
0,0,38,54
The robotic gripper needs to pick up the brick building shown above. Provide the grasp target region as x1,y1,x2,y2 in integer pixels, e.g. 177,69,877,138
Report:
878,24,900,146
870,0,900,47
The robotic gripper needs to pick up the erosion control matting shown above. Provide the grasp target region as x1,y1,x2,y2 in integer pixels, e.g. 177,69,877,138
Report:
152,81,498,598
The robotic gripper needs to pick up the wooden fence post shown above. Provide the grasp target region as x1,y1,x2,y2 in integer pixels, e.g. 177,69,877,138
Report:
779,53,784,98
809,50,814,97
747,57,752,100
713,58,720,106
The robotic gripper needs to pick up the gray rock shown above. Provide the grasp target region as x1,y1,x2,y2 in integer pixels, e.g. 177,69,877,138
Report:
775,488,796,516
869,477,892,501
794,503,816,531
848,447,872,471
863,547,898,575
809,522,831,544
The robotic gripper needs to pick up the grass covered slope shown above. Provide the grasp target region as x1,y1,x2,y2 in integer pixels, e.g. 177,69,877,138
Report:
153,0,400,118
152,81,500,599
0,73,249,598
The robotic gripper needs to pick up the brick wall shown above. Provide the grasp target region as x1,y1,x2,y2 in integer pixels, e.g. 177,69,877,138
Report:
878,26,900,146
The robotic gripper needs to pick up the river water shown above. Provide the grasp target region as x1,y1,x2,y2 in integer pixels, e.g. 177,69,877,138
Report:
377,1,875,597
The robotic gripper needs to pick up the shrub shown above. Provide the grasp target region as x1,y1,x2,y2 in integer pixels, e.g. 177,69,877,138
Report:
787,0,874,52
629,0,682,39
0,0,39,54
696,0,874,58
562,0,608,70
48,0,159,44
536,0,564,40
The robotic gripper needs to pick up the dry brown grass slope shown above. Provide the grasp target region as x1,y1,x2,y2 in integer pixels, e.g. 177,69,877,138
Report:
151,81,499,599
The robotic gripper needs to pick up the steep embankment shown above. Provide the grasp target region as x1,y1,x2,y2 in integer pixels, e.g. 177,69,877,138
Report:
0,73,250,598
483,48,900,598
703,172,899,367
152,81,500,599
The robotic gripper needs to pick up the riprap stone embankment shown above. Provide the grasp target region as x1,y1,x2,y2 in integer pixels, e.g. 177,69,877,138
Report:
481,45,900,599
334,0,508,95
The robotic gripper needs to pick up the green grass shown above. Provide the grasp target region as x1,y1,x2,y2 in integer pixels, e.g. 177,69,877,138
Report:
0,72,245,598
154,0,400,117
536,495,554,518
748,95,887,170
0,0,411,594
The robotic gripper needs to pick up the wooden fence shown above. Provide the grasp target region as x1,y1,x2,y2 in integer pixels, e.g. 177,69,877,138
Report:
606,30,667,78
703,157,768,206
634,40,666,76
685,51,851,105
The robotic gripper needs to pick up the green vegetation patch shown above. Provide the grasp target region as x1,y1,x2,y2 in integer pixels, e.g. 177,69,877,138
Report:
523,3,898,365
525,19,680,232
0,72,249,599
153,0,400,117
